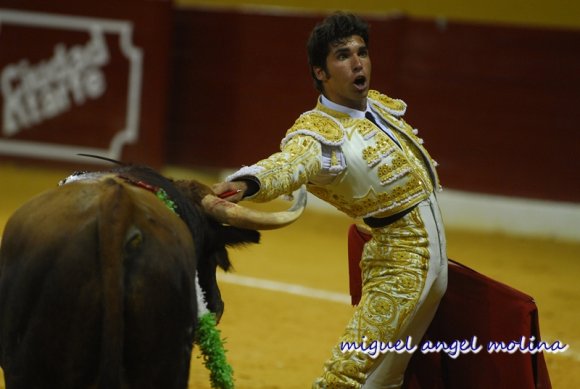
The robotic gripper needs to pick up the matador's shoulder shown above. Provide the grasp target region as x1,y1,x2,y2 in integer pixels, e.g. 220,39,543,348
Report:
281,110,345,148
367,90,407,117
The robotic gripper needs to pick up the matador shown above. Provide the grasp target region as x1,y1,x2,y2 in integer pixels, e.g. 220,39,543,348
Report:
212,12,448,389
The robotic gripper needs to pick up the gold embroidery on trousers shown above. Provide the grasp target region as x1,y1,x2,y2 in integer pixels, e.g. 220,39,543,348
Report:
313,208,429,388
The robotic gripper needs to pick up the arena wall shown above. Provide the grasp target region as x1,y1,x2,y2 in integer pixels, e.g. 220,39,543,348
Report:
1,1,578,235
166,7,580,203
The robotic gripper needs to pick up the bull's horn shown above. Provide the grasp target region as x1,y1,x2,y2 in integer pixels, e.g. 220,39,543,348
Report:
201,185,307,230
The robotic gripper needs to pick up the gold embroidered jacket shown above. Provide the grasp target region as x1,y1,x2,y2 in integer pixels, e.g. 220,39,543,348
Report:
227,90,441,219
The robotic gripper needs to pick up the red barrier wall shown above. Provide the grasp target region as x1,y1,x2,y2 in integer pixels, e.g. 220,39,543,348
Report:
0,0,172,168
167,9,580,203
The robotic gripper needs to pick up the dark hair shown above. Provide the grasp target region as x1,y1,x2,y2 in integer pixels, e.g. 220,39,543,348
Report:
306,12,370,92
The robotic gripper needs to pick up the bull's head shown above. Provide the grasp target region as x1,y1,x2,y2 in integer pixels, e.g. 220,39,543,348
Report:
171,178,306,322
60,164,306,323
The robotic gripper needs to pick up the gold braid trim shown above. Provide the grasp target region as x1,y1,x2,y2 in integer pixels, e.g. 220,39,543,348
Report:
313,208,430,388
367,90,407,116
368,91,441,191
281,110,345,148
246,135,322,202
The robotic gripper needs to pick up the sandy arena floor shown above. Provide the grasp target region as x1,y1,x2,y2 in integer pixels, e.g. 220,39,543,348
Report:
1,163,579,388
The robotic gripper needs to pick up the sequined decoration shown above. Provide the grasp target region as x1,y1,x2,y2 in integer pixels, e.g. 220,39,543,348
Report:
284,111,344,146
249,136,323,202
313,208,430,388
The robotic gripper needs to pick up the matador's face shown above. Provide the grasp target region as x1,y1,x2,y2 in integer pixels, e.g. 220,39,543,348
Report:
314,35,371,111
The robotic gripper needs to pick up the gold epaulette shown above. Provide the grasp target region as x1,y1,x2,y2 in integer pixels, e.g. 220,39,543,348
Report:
281,110,345,148
368,90,407,117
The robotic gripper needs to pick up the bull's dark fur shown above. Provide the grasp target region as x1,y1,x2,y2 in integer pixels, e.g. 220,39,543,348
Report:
0,165,259,389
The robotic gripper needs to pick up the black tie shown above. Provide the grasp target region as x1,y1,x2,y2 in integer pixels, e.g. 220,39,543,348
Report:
365,111,378,126
365,111,401,148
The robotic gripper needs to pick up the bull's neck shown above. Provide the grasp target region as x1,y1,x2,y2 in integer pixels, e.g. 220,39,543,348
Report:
117,174,178,214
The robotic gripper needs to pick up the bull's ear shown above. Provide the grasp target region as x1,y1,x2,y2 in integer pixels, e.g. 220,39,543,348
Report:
220,226,260,247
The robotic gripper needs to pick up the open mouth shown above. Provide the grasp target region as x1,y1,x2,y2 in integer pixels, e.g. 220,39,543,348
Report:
354,75,367,88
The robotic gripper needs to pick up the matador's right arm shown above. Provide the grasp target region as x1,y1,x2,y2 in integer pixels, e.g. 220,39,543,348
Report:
225,135,323,202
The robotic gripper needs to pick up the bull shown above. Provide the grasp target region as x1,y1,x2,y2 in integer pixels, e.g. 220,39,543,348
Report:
0,164,305,389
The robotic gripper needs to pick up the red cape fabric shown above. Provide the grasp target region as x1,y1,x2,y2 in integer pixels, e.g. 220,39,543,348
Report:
347,224,552,388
